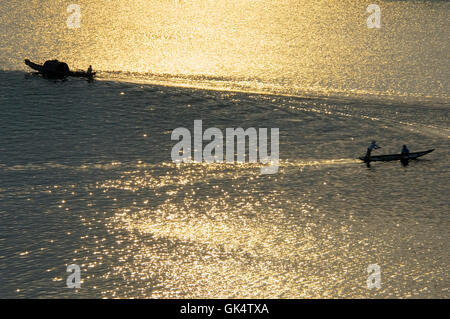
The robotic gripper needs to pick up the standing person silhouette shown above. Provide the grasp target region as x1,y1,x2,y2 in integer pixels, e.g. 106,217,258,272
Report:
365,140,380,159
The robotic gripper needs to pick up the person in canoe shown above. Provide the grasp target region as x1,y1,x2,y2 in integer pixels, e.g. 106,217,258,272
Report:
401,145,410,156
365,140,381,159
400,144,410,166
24,59,95,79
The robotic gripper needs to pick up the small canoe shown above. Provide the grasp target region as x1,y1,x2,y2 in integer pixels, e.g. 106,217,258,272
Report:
359,149,434,162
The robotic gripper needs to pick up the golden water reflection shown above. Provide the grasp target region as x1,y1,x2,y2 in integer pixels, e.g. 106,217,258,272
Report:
75,159,413,298
2,0,448,99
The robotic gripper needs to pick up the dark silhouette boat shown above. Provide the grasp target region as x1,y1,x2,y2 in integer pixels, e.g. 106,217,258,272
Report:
24,59,95,79
359,149,434,162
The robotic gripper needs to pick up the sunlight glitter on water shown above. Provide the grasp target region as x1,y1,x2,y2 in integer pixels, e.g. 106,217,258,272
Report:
1,0,448,100
0,0,448,299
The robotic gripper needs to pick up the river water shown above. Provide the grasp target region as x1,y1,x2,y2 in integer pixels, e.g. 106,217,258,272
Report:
0,0,448,298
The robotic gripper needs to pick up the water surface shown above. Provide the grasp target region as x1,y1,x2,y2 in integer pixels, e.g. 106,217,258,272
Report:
0,1,449,298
